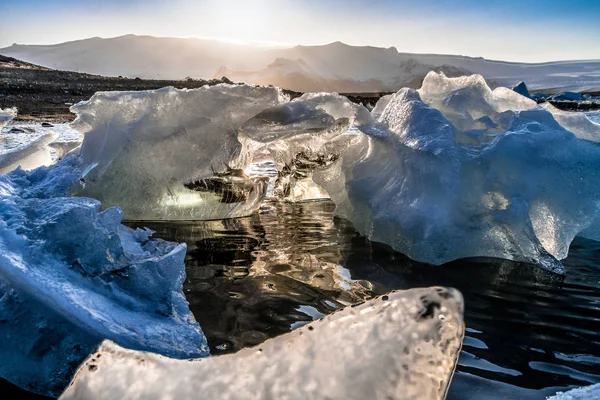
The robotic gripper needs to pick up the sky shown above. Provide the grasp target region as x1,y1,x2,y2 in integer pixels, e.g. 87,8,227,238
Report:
0,0,599,62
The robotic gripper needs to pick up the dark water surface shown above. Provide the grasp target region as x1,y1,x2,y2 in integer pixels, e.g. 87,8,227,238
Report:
5,198,598,399
139,199,600,400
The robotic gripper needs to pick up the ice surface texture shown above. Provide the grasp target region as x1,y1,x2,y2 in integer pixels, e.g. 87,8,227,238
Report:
71,85,287,220
60,287,464,400
0,155,208,396
548,384,600,400
239,92,373,201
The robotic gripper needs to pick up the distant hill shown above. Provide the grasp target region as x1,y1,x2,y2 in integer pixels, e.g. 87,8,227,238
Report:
2,35,600,93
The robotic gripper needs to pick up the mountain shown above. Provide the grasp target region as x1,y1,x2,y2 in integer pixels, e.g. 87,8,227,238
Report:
2,35,600,93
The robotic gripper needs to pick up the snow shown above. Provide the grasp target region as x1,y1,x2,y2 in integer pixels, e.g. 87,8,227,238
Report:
547,384,600,400
71,85,286,220
60,287,464,400
0,155,208,397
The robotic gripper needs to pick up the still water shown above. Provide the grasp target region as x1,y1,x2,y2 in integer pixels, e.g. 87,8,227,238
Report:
134,199,600,400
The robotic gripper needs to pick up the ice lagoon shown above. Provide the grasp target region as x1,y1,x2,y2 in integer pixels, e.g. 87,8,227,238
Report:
1,73,600,399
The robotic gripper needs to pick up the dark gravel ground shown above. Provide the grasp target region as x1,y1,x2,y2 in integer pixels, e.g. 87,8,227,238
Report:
1,54,597,122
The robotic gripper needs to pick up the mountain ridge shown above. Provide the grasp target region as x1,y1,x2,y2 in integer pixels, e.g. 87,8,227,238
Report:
2,35,600,93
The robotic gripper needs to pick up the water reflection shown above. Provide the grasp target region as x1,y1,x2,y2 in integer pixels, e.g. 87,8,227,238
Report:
137,199,600,399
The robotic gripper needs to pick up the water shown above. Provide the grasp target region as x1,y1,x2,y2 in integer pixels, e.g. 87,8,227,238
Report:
135,199,600,400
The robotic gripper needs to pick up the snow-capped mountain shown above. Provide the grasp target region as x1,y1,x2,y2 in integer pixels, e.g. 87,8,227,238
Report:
2,35,599,93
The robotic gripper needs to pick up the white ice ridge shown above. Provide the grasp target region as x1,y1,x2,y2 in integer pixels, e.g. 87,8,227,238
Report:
60,287,465,400
0,107,16,130
0,155,208,397
547,384,600,400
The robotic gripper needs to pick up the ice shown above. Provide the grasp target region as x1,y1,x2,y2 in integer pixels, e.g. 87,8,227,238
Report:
549,92,584,102
0,131,59,173
60,287,464,400
0,155,208,397
0,107,16,130
547,384,600,400
311,72,600,270
417,72,537,144
541,103,600,142
239,92,373,201
512,82,532,99
0,122,84,173
70,85,287,220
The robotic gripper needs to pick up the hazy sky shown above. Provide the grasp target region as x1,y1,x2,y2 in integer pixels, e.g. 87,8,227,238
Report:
1,0,599,62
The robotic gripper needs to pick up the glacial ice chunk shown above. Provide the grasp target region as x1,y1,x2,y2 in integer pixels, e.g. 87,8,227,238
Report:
0,155,208,397
65,74,600,268
0,122,84,173
418,72,538,145
0,107,16,130
60,287,464,400
313,73,600,270
512,82,532,99
71,85,287,220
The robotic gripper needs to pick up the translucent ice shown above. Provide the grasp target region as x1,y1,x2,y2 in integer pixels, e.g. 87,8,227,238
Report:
313,73,600,270
239,92,373,201
0,155,208,397
67,75,600,268
60,287,464,400
0,107,16,130
71,85,287,220
0,122,84,173
541,103,600,142
0,130,59,173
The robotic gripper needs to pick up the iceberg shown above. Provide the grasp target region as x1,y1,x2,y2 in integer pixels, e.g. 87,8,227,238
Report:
70,85,286,220
0,121,84,174
60,287,464,400
0,155,208,397
0,130,59,174
312,73,600,270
